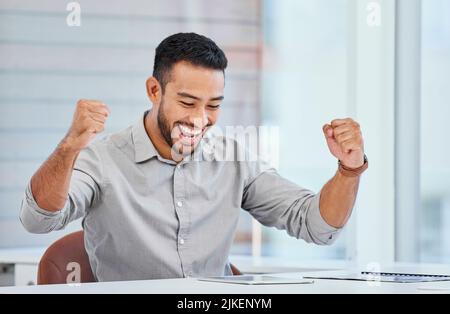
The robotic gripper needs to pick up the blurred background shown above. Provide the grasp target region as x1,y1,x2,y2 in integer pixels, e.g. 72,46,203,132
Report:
0,0,449,285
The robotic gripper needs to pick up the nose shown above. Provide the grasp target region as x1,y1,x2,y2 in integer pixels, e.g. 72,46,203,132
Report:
190,107,209,129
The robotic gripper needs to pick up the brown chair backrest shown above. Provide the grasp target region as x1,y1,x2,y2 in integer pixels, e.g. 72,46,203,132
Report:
37,230,95,285
38,230,242,284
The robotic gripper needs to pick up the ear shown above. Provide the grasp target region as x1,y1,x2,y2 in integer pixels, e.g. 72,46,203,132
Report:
146,77,162,106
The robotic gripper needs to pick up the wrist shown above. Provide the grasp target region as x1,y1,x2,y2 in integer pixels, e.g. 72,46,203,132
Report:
338,154,368,177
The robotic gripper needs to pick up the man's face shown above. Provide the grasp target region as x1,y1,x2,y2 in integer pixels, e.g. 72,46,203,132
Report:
156,61,225,156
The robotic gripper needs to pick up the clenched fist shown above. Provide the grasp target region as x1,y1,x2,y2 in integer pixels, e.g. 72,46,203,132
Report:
323,118,365,169
63,99,110,152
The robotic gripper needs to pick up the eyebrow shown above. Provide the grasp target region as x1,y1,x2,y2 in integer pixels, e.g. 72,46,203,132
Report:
177,92,224,102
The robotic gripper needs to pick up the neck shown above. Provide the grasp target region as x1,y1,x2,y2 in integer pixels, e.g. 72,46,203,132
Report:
144,109,174,161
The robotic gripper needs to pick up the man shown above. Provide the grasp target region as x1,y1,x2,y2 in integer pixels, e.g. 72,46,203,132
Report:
20,33,368,281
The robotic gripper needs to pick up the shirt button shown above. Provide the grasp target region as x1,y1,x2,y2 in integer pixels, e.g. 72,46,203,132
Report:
177,201,183,207
177,164,182,169
179,238,185,245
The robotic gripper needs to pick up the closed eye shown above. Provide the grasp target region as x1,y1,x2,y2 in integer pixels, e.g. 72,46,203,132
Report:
180,101,195,107
208,104,221,109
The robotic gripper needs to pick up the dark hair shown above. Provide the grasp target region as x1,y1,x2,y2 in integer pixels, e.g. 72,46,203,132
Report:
153,33,228,92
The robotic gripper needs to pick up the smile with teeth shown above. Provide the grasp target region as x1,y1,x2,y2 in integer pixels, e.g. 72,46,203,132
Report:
178,124,203,142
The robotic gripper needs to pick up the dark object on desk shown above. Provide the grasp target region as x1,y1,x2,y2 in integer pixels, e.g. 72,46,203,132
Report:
230,263,242,276
38,230,242,284
304,271,450,283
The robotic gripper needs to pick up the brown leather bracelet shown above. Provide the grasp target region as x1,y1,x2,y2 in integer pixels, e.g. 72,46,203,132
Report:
338,155,368,177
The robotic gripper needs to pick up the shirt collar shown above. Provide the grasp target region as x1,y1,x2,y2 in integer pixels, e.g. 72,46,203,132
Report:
131,111,159,163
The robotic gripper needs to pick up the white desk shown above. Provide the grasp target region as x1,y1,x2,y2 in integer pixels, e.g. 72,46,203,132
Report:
0,263,450,294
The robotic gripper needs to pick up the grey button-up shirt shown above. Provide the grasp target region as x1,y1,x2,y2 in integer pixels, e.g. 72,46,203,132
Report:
20,111,341,282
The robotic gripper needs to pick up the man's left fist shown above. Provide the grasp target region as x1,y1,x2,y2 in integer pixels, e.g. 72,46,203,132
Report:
323,118,365,169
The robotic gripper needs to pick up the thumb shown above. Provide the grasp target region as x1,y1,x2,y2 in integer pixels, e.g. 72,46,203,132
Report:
322,124,334,139
323,124,341,158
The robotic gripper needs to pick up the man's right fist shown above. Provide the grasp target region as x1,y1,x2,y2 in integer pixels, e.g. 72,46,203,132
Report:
62,100,110,152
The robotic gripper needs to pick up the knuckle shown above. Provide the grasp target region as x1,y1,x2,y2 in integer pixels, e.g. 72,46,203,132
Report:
76,101,85,109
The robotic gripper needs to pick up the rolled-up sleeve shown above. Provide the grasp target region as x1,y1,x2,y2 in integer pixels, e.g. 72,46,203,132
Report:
241,169,342,246
19,145,103,234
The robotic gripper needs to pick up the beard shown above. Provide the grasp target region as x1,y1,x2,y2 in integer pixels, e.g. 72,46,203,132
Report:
157,99,210,158
157,99,174,147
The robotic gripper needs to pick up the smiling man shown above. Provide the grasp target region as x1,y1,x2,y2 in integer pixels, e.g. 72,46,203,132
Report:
20,33,368,282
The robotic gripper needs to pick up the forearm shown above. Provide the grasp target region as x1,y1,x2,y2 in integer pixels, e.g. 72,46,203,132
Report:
30,137,80,212
319,170,360,228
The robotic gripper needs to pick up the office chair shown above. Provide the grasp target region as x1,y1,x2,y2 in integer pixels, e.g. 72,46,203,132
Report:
37,230,95,285
38,230,241,285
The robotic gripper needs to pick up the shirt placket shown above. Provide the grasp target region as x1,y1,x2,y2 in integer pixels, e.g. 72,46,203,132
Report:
173,162,192,278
